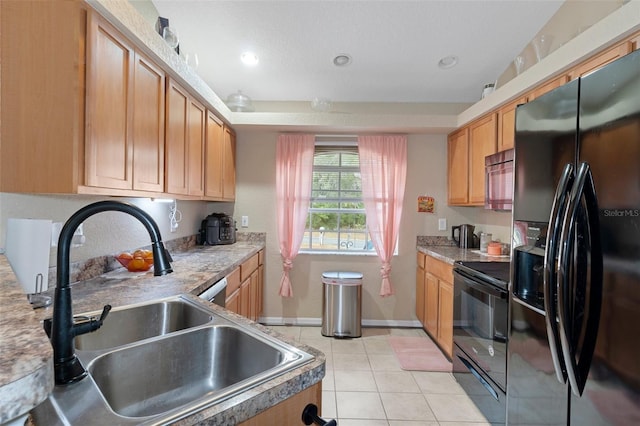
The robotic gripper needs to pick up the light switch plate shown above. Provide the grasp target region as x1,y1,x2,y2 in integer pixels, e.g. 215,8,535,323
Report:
241,216,249,228
438,218,447,231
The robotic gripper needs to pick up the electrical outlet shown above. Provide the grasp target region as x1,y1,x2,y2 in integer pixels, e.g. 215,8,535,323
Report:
241,216,249,228
51,222,85,246
438,218,447,231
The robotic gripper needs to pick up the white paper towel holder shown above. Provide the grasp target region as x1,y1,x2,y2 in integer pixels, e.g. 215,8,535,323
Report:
5,218,53,309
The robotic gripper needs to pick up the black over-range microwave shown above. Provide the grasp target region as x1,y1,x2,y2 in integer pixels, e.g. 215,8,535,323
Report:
485,148,514,211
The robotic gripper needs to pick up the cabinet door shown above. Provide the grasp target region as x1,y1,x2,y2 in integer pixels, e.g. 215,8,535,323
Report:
249,271,260,321
528,75,569,101
226,289,240,314
85,12,133,190
238,382,321,426
468,113,497,205
425,272,439,338
497,97,527,151
165,79,189,195
132,52,165,192
222,126,237,200
240,279,251,318
569,41,632,80
631,32,640,51
187,98,205,196
204,111,224,199
438,280,454,359
257,264,264,319
416,266,426,327
447,128,469,205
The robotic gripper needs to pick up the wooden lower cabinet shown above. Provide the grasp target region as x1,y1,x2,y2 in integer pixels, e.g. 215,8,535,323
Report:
415,251,454,359
238,382,322,426
226,288,240,314
437,280,454,358
424,272,439,338
226,250,264,321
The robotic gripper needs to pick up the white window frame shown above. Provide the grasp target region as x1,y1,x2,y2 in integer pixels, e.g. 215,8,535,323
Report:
300,139,375,255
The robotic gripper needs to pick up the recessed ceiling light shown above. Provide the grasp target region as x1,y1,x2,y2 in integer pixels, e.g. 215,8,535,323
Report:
241,52,259,66
333,54,352,67
438,55,458,69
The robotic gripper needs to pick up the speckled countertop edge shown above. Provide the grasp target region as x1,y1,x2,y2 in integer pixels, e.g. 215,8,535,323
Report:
0,257,54,424
1,242,326,425
416,244,510,264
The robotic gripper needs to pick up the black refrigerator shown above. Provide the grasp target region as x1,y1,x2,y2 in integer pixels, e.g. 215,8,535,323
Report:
508,47,640,425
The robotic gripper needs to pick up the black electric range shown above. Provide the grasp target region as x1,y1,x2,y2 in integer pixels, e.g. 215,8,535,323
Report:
453,260,510,291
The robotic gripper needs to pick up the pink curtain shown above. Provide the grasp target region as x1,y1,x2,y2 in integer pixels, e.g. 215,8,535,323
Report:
276,134,315,297
358,135,408,297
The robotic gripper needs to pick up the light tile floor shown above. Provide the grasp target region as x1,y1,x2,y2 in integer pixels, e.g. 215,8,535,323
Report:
268,325,495,426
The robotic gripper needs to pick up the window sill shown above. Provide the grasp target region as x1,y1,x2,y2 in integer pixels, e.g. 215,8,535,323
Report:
298,250,378,256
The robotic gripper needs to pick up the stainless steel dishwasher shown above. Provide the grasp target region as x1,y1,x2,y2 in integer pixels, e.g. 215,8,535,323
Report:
198,277,228,307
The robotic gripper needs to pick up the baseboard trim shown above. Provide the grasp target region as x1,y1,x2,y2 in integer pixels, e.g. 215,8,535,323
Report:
259,317,422,328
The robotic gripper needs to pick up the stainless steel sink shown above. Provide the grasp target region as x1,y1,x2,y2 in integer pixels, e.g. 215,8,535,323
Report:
32,295,315,425
74,299,212,351
89,325,287,418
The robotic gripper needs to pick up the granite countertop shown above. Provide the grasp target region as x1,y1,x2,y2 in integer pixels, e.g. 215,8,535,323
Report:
0,257,54,425
417,244,510,264
1,242,325,425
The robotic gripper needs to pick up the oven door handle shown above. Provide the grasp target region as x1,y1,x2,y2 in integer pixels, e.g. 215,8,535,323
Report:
454,271,507,299
543,162,573,384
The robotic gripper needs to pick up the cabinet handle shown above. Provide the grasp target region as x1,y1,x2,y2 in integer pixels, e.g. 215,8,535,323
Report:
301,403,337,426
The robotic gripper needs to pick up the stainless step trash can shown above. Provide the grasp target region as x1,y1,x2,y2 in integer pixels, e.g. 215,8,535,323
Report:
321,271,362,338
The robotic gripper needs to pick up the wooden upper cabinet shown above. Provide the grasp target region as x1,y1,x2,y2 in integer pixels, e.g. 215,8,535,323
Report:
85,12,134,190
204,111,224,199
569,40,632,80
165,79,190,195
222,125,237,201
468,113,497,205
447,128,469,205
165,78,206,197
188,98,206,196
132,53,165,192
528,74,569,101
0,1,87,194
85,13,166,193
497,96,527,151
448,114,497,206
631,31,640,51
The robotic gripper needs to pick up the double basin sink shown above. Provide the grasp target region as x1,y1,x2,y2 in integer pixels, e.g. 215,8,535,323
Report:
33,296,315,425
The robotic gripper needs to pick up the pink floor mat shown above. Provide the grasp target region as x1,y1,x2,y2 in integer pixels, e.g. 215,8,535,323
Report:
388,336,452,372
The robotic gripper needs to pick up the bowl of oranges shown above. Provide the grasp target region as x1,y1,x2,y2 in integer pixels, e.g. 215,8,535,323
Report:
116,249,154,272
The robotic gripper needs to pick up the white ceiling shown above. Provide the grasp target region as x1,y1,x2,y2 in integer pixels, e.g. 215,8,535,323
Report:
151,0,564,108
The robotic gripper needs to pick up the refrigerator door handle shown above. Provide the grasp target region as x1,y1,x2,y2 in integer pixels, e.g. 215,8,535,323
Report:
544,162,573,384
557,162,603,397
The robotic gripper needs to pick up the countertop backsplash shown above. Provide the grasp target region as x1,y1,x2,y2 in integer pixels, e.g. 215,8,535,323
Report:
46,232,266,288
416,235,457,247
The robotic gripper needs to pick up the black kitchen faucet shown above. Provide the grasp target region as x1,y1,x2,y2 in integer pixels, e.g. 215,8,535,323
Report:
49,201,173,385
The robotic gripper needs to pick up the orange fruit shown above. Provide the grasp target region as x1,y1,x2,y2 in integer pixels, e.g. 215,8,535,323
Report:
116,252,133,268
127,258,148,272
133,249,154,265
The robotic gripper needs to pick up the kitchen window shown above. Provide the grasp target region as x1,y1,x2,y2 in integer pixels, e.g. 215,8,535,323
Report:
300,140,374,253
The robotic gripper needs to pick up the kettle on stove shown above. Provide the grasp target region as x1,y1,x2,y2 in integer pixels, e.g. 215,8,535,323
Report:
452,224,479,249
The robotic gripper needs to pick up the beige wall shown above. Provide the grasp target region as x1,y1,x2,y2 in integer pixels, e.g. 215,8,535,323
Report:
233,130,510,325
0,193,214,265
0,132,509,325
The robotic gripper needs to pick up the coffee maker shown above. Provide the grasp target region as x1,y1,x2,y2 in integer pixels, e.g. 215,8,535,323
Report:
451,224,479,249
